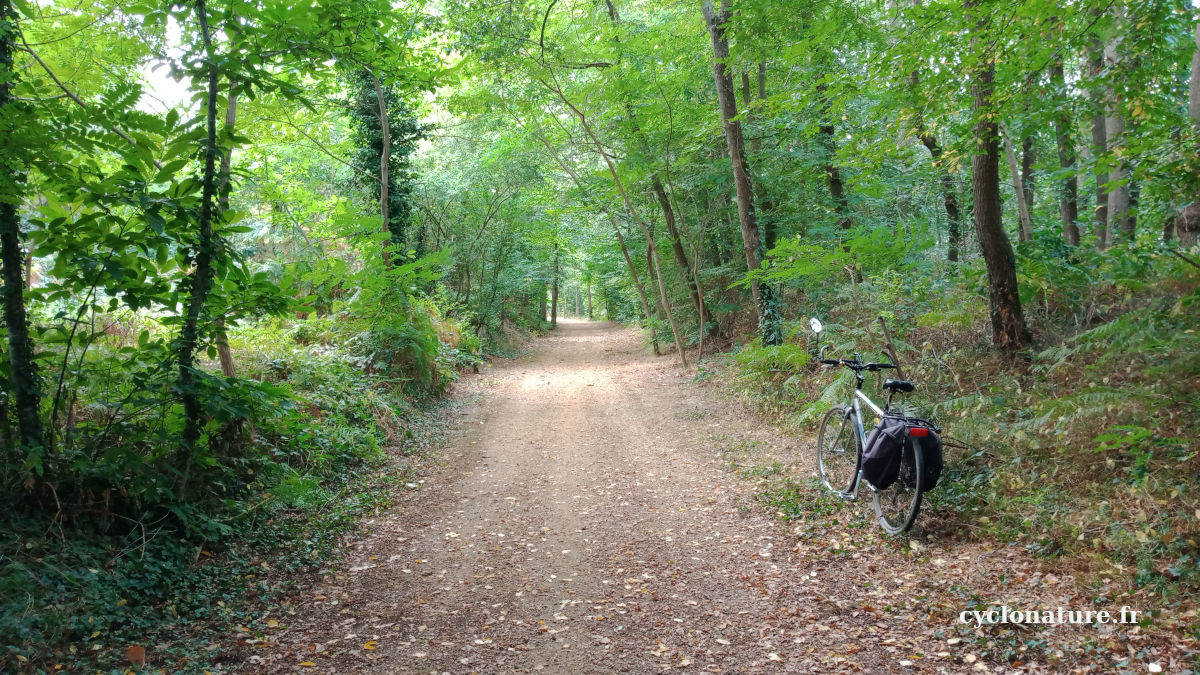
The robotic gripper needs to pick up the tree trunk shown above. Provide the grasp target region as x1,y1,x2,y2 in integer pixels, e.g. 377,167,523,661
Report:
214,86,239,378
1021,134,1036,214
370,68,392,264
0,203,40,452
1088,39,1110,249
652,177,712,328
703,0,781,346
748,62,779,254
530,126,657,335
909,0,961,262
1104,24,1133,242
586,278,593,319
1049,57,1080,245
177,0,222,488
1001,122,1033,242
918,133,962,262
0,0,43,454
542,86,686,366
645,238,668,354
818,86,853,233
971,26,1031,350
550,242,559,327
691,237,708,358
605,0,712,335
1176,18,1200,246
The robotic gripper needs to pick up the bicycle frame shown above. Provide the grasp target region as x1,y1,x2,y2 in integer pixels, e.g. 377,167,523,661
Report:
840,386,888,501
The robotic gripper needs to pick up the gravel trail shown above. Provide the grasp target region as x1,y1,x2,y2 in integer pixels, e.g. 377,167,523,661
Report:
238,320,1187,674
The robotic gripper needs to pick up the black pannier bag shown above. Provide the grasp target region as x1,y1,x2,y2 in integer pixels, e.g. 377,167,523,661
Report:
906,417,944,491
863,415,944,491
862,416,908,490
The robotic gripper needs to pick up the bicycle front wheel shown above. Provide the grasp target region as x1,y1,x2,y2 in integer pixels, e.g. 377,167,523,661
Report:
817,405,859,494
873,435,924,534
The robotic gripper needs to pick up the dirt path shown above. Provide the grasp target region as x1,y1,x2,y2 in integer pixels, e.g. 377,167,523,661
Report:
237,320,1185,674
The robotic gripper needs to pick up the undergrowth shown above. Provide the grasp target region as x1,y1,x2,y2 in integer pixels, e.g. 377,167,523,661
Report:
717,240,1200,635
1,304,480,672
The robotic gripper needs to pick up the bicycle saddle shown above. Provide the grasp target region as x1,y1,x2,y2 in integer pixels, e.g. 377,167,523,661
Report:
882,379,915,393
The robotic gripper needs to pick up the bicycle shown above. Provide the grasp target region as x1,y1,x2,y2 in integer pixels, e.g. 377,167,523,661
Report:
809,317,933,534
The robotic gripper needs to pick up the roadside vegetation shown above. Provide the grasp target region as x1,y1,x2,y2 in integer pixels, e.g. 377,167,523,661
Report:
2,0,1198,670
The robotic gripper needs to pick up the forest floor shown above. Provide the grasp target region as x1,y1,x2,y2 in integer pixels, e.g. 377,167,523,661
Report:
231,320,1189,674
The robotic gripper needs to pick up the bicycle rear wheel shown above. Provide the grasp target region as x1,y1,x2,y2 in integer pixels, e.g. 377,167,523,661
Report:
817,405,858,494
873,435,924,534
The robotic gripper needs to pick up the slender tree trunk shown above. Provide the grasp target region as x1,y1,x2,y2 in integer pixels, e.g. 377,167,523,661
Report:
652,178,712,329
1104,20,1133,242
645,242,661,319
645,238,668,353
541,82,686,366
605,0,712,335
214,87,239,378
531,126,657,339
586,278,593,319
919,133,962,262
550,242,559,327
703,0,781,346
177,0,221,489
1088,39,1110,249
971,19,1031,350
747,62,779,254
1176,18,1200,246
0,204,40,450
909,0,961,262
692,238,707,358
816,80,860,280
1049,57,1080,245
1021,134,1036,214
0,0,43,453
817,85,853,233
370,68,392,264
1001,122,1033,242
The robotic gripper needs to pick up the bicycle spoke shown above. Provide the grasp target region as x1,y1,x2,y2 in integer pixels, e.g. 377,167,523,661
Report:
817,406,859,494
872,436,923,534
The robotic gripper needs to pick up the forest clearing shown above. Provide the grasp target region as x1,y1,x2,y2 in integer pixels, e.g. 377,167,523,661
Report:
1,0,1199,672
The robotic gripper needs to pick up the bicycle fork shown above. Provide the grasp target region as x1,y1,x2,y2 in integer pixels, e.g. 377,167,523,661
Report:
838,395,879,502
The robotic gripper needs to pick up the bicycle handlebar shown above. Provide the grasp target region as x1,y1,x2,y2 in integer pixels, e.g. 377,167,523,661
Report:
820,358,896,372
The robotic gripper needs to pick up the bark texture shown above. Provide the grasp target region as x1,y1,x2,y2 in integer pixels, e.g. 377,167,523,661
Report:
1104,26,1133,241
370,69,392,262
1088,40,1109,249
1177,19,1200,246
703,0,780,346
1049,57,1080,245
910,1,961,262
177,0,221,484
0,0,43,452
1001,122,1033,242
971,35,1030,349
215,87,239,378
1021,134,1035,215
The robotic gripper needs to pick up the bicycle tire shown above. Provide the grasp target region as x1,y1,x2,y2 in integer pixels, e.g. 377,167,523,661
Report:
817,405,859,494
873,435,924,534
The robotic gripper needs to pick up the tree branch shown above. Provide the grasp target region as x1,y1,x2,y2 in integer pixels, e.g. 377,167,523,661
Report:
16,33,163,169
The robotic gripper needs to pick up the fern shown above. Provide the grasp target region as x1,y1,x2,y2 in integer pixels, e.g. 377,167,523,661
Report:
793,368,856,426
1012,388,1149,435
934,393,985,416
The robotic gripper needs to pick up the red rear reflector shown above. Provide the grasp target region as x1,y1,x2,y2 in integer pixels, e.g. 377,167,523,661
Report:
909,427,930,437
